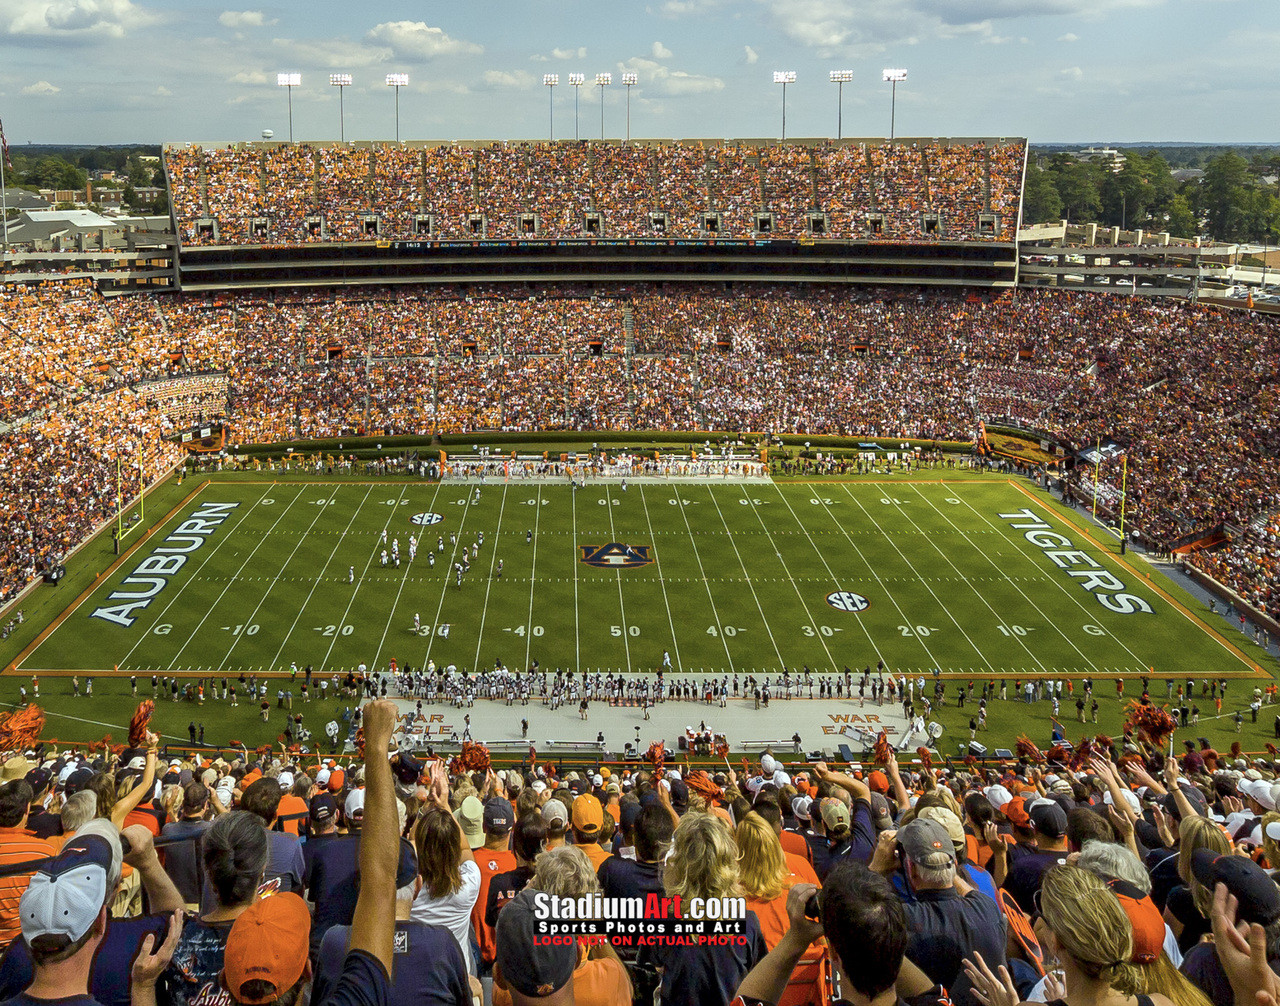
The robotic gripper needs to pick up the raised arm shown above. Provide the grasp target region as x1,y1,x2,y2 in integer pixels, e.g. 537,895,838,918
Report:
112,734,159,829
885,758,911,816
122,825,185,913
346,699,398,974
814,762,871,804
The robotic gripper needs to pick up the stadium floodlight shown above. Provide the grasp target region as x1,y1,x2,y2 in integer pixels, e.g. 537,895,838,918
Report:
773,71,795,141
882,68,907,140
543,74,559,140
621,72,638,142
385,73,408,141
595,73,612,140
568,72,586,140
329,73,352,142
829,69,853,140
277,73,301,142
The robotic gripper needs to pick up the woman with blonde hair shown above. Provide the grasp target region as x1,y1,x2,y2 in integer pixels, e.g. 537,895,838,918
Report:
967,863,1176,1006
1166,814,1231,951
735,811,826,1006
639,812,767,1006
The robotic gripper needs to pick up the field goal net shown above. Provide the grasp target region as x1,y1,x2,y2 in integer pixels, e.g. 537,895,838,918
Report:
440,447,769,483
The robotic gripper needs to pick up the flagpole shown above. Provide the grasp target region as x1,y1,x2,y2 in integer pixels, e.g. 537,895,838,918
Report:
0,134,9,255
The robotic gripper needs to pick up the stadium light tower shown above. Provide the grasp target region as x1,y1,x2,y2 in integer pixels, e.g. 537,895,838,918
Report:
882,68,907,141
622,72,637,142
773,71,795,141
595,73,612,140
329,73,352,142
386,73,408,141
277,72,301,143
829,69,852,140
568,73,585,140
543,74,559,140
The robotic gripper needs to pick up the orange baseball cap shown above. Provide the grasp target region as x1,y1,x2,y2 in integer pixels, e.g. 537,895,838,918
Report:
1002,796,1031,829
867,771,890,794
571,794,604,834
223,893,311,1003
327,768,345,792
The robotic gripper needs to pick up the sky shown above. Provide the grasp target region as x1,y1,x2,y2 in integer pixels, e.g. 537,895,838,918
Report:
0,0,1271,146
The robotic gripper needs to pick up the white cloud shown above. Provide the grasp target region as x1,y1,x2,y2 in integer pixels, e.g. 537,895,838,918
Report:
550,45,587,59
1,0,153,39
743,44,758,63
1059,65,1083,79
218,10,275,28
229,69,269,85
483,69,534,88
1058,31,1079,41
21,79,60,94
651,40,672,58
153,84,170,95
658,0,728,15
366,20,482,59
618,55,724,96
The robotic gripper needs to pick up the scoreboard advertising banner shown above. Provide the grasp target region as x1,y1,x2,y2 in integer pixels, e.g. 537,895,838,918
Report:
530,892,750,947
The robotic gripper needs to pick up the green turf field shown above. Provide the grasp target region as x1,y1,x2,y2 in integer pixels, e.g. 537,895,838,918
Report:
10,476,1267,682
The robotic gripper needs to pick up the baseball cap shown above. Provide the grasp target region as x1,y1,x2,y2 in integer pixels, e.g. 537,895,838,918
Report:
344,789,365,820
327,768,345,793
484,797,514,834
495,889,576,998
63,768,94,797
541,800,568,828
820,799,850,832
867,771,890,794
1191,849,1280,925
1103,788,1142,815
1002,796,1031,830
898,818,956,869
1239,778,1277,811
309,793,337,825
571,794,604,835
619,802,643,830
314,768,330,788
24,768,51,793
668,780,689,813
277,772,294,791
223,893,312,1004
456,795,485,848
1029,801,1068,839
917,806,965,849
20,833,113,948
791,796,812,823
760,754,778,775
1107,879,1163,965
984,784,1014,811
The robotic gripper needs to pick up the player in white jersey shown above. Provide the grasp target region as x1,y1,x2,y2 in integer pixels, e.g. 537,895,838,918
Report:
348,566,355,583
413,613,421,633
380,550,388,567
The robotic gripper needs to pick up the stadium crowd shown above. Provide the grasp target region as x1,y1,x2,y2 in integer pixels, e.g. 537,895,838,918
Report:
0,278,1277,623
2,701,1280,1006
164,139,1024,247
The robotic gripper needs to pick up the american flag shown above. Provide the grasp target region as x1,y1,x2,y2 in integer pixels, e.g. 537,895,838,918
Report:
0,118,10,169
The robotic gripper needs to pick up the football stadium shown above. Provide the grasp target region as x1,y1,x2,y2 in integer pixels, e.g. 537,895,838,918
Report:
1,8,1280,1006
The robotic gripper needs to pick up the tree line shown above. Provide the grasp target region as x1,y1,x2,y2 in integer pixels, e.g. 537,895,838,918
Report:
4,145,168,215
1023,148,1280,244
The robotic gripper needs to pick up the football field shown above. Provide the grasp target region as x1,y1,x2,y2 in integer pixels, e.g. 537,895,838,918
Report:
11,476,1267,681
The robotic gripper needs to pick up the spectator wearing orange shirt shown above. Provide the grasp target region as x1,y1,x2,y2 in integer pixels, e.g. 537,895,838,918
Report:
472,796,516,970
0,779,57,951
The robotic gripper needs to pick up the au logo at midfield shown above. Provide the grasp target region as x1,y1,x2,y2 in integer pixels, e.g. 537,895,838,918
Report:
580,543,654,569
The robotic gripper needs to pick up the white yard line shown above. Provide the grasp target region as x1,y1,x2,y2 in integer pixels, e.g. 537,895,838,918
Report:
702,485,785,670
837,484,996,670
772,485,900,670
638,484,686,673
472,483,509,673
738,484,839,670
950,487,1153,671
325,485,417,670
669,484,734,671
268,484,376,671
599,487,633,671
166,487,309,669
524,484,544,671
115,485,275,669
908,485,1103,673
371,484,433,670
572,486,580,672
878,487,1046,671
423,487,476,670
218,485,343,668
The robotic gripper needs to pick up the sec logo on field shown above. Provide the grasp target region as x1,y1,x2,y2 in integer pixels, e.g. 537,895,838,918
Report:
826,591,870,612
410,512,444,526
